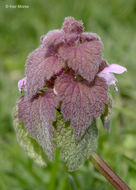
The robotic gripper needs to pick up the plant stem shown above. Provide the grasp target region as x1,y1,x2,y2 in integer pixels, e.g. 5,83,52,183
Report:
68,174,77,190
90,152,131,190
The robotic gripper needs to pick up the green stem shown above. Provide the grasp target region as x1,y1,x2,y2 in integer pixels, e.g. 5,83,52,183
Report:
68,174,77,190
48,151,59,190
90,152,131,190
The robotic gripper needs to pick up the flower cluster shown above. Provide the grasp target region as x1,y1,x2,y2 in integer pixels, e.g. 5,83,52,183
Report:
15,17,126,169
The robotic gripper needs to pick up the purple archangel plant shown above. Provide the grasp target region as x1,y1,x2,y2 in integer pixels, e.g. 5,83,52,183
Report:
13,17,130,189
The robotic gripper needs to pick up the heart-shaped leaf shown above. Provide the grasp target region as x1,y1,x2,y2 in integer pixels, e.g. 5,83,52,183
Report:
13,105,47,166
59,40,103,82
55,74,108,139
18,89,58,160
26,46,64,99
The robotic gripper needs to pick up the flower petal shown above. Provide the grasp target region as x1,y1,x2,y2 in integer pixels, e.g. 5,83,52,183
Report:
114,85,118,92
97,72,119,91
97,64,126,91
98,72,118,86
100,64,127,74
18,77,27,92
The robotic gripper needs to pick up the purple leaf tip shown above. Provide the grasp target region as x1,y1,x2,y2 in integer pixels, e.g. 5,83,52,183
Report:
62,17,84,34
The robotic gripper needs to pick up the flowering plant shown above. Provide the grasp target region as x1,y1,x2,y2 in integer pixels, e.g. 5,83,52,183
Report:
13,17,129,189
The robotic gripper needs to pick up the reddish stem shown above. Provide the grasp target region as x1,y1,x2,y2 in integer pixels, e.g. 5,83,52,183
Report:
90,152,131,190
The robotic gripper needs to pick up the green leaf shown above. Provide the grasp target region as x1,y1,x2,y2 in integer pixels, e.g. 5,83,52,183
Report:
101,94,112,132
53,111,98,171
122,154,136,171
13,105,47,166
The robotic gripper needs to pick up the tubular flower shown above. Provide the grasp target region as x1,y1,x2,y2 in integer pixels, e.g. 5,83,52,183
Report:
18,77,27,92
97,64,127,91
13,17,127,170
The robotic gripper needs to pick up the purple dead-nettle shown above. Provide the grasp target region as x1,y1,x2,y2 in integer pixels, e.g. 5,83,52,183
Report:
13,17,127,171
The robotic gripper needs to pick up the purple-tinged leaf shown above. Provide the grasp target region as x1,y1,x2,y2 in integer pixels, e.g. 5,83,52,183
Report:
98,60,109,73
41,30,65,47
13,105,47,166
59,40,103,82
42,56,64,80
81,32,100,42
54,74,108,139
18,89,58,160
26,46,64,99
62,17,84,34
63,33,78,46
41,29,78,49
26,46,47,98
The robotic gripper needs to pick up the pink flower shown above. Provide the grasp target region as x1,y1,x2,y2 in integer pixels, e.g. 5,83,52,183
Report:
97,64,127,91
18,77,27,92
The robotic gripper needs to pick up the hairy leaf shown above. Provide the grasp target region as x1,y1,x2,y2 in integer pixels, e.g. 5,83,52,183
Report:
41,30,78,48
98,59,109,72
81,32,100,42
53,111,98,171
26,46,63,99
13,105,47,166
59,40,103,82
101,94,112,132
41,30,64,47
18,89,58,160
55,74,108,139
62,17,84,34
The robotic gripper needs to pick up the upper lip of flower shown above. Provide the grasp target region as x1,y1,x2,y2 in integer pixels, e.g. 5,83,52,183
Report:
97,64,127,91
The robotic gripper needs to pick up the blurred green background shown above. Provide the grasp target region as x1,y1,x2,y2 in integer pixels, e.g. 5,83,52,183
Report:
0,0,136,189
